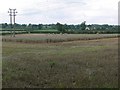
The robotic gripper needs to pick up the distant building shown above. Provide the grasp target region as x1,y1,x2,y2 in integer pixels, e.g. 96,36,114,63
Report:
85,27,90,30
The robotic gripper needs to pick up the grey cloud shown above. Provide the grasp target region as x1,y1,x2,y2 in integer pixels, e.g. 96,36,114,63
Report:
1,0,118,24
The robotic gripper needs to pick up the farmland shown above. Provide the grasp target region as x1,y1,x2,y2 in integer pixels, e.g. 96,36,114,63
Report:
2,34,118,43
2,34,118,88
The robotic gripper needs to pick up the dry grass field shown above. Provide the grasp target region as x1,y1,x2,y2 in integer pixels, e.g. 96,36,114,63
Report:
2,34,118,43
2,34,118,88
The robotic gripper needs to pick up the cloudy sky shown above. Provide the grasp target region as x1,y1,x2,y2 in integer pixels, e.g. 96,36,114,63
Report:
0,0,119,25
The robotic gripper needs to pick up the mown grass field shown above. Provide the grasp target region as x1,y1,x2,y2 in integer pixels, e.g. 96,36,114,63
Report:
2,34,118,88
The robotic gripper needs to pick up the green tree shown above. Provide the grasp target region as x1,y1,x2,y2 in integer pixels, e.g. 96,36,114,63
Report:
56,22,65,33
2,23,8,28
64,24,68,32
38,24,42,30
81,21,86,30
27,23,32,33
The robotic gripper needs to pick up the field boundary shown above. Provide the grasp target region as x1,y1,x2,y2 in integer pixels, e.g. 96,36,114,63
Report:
2,35,119,44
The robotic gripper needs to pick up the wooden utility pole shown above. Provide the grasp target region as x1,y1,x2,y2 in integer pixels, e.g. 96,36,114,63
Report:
8,8,17,37
8,8,12,37
13,9,17,37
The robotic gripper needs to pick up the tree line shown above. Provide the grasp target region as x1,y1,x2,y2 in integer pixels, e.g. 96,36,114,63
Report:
1,21,119,34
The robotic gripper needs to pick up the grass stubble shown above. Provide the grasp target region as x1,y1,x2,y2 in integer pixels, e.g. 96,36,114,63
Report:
2,35,118,88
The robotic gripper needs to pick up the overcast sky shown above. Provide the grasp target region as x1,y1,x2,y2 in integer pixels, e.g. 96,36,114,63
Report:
0,0,119,25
